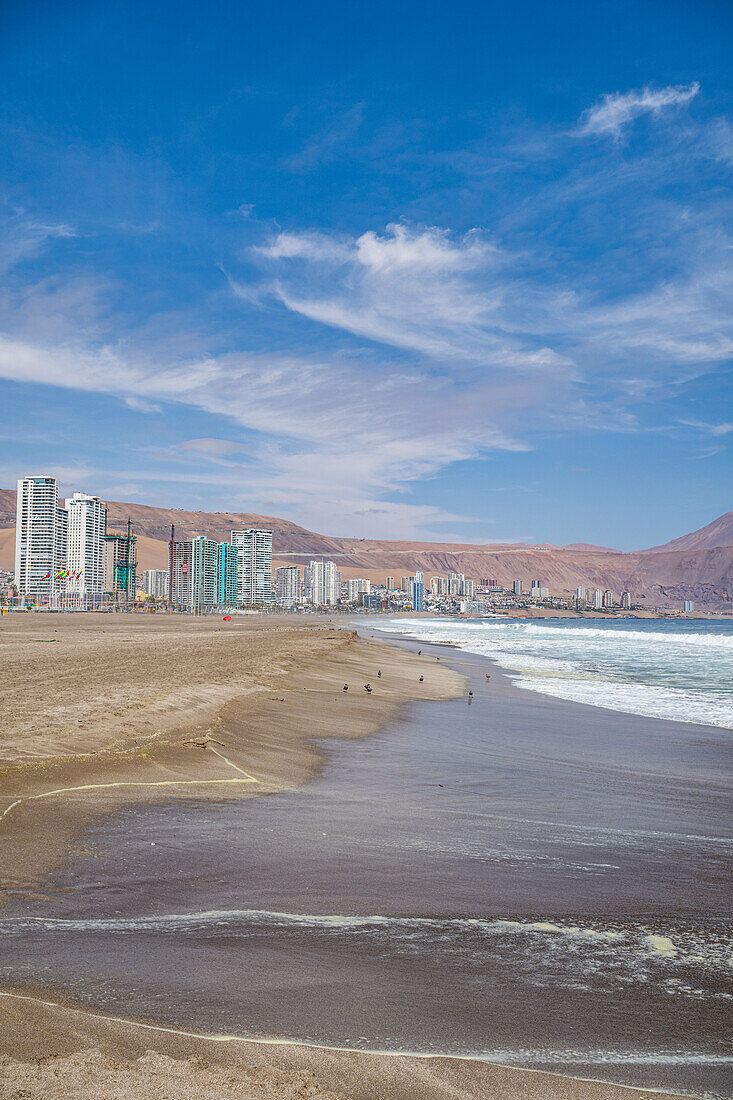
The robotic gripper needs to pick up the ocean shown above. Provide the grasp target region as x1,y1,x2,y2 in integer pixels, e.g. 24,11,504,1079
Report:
1,620,731,1097
378,617,733,729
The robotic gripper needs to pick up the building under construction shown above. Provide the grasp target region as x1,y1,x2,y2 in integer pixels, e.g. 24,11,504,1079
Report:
104,517,137,602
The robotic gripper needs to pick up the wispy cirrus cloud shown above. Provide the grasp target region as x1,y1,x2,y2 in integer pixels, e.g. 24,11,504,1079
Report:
0,207,76,275
255,223,572,372
577,82,700,139
1,76,730,539
251,219,733,391
678,418,733,436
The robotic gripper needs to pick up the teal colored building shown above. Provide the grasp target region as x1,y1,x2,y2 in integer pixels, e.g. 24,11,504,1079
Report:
217,542,238,607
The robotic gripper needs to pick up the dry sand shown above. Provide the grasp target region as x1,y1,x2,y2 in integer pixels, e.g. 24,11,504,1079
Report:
0,613,693,1099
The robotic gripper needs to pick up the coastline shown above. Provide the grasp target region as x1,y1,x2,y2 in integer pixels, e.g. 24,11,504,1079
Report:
1,613,461,902
0,613,701,1100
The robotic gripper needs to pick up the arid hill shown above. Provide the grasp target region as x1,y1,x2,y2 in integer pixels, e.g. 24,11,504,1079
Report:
641,511,733,554
1,488,731,609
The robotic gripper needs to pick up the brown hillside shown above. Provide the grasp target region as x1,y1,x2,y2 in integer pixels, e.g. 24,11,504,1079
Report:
1,489,731,608
642,511,733,553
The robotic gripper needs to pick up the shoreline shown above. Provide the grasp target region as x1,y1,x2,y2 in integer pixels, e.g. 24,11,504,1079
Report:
0,614,702,1099
0,614,461,902
0,986,700,1100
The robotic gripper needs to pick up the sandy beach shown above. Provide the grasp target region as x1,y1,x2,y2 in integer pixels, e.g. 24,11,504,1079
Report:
0,613,698,1099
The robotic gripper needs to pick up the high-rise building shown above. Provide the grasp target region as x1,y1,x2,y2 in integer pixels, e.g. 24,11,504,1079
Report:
103,527,137,600
231,529,273,605
385,576,395,590
142,569,169,599
275,565,300,602
448,572,463,595
308,560,339,605
400,576,413,592
14,476,68,604
620,590,631,610
602,589,614,609
65,493,106,598
411,570,425,612
217,543,239,606
170,540,193,608
575,585,586,602
462,578,475,598
347,578,371,603
513,579,523,596
593,588,603,609
684,599,694,613
189,537,219,612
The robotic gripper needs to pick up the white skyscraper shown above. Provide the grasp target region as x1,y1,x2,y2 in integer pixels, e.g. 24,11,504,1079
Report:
143,569,169,599
66,493,106,598
448,572,464,595
231,529,273,605
308,560,339,605
593,588,603,609
275,565,300,602
14,476,68,604
347,578,371,603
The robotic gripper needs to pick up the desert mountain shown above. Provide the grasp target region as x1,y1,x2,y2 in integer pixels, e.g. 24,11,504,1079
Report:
641,512,733,554
1,488,731,609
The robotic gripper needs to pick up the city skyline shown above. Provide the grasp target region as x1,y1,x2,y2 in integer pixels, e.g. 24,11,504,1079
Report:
0,2,731,550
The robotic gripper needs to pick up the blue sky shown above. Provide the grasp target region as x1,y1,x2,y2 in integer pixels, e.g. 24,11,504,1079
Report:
1,0,731,548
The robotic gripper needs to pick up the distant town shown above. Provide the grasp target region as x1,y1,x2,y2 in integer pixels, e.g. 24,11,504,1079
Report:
8,475,697,616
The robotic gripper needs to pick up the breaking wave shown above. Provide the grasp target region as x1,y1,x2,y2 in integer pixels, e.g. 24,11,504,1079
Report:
380,618,733,728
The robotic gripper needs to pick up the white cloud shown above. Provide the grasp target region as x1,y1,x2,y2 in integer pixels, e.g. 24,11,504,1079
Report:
678,419,733,437
178,438,252,457
124,395,161,414
0,329,536,536
3,201,730,537
256,223,571,371
0,210,77,274
252,221,733,390
578,83,700,139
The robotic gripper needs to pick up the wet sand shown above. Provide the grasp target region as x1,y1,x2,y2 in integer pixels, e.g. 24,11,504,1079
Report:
0,613,460,900
0,613,697,1099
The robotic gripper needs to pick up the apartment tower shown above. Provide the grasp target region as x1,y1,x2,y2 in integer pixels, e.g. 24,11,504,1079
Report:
66,493,106,598
14,476,68,603
308,560,339,606
231,528,273,605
